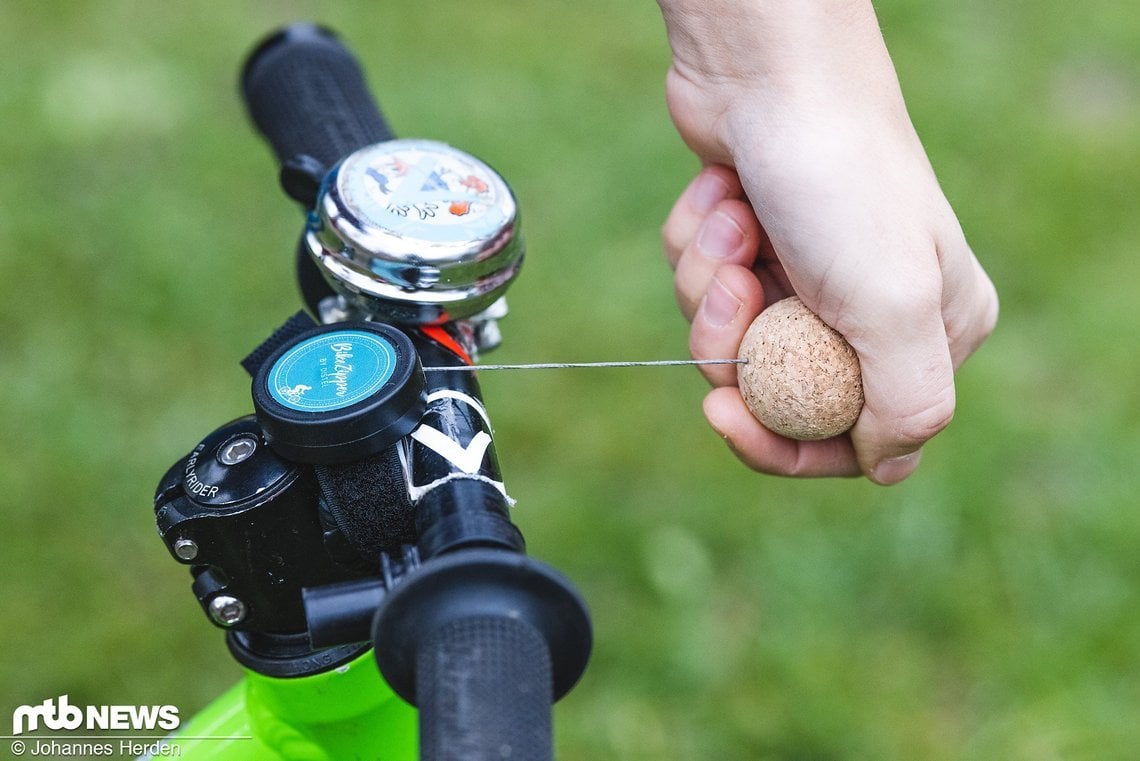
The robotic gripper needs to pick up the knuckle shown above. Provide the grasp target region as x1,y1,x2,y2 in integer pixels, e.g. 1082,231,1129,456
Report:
978,279,1000,340
946,275,999,366
782,450,816,478
832,276,943,342
674,272,699,322
881,279,944,322
661,216,678,249
890,391,956,449
661,216,689,267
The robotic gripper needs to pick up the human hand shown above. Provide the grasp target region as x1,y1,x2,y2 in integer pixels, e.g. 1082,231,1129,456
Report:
658,0,999,485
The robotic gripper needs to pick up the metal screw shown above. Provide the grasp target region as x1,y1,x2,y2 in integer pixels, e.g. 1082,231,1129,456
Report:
173,538,199,561
208,595,247,627
218,434,258,466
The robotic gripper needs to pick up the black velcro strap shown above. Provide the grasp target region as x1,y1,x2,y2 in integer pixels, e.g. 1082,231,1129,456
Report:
315,448,416,559
296,237,338,315
241,310,318,377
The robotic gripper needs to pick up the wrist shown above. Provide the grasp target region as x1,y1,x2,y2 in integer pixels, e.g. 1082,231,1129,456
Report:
658,0,895,100
659,0,913,161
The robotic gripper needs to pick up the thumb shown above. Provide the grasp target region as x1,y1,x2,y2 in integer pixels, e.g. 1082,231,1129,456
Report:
847,296,956,485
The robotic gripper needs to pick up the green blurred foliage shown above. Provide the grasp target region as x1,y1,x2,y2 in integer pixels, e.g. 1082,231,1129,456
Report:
1,1,1138,759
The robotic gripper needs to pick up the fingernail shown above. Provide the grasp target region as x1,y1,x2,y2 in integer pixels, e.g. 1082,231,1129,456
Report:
690,171,730,213
696,210,744,259
872,451,922,485
701,276,743,327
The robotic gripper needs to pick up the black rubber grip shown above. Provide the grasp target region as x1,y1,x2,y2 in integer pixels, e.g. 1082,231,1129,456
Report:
241,24,394,172
417,615,554,761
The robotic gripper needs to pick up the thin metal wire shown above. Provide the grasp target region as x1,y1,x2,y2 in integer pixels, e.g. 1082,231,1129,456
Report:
422,359,747,372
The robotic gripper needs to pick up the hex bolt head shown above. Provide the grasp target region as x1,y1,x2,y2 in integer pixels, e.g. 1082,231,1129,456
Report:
218,434,258,466
208,595,247,627
173,538,199,561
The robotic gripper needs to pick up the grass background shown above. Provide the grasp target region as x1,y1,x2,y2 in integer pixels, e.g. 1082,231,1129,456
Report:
1,1,1138,759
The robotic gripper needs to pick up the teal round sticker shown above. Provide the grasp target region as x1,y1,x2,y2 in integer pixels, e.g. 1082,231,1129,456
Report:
267,330,398,412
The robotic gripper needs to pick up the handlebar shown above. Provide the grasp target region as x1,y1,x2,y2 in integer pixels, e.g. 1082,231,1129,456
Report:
241,24,394,174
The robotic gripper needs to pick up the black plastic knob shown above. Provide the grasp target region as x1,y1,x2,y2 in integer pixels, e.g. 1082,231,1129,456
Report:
252,322,425,464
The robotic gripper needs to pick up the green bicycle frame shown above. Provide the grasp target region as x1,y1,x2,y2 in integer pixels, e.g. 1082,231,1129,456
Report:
161,650,415,760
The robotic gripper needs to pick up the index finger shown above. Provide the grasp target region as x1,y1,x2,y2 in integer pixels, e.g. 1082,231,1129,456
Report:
662,165,743,269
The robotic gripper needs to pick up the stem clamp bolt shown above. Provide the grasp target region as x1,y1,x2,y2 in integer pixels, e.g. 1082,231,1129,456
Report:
208,595,247,627
173,538,199,561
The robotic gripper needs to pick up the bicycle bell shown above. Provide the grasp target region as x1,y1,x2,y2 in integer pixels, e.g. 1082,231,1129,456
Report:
305,139,522,325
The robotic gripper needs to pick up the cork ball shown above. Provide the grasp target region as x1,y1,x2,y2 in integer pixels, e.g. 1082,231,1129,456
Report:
737,296,863,440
